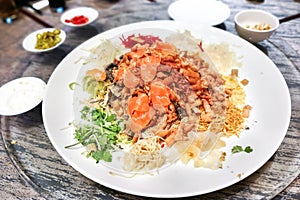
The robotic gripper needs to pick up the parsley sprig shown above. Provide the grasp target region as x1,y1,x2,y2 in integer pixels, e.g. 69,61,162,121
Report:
231,145,253,154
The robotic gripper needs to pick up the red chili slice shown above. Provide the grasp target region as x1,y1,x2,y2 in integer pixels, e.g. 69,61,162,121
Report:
65,15,89,25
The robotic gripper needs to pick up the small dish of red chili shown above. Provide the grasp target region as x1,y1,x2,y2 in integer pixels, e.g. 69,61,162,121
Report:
61,7,99,27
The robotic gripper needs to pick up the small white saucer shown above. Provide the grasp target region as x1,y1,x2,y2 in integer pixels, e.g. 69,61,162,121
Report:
60,7,99,27
168,0,231,26
0,77,46,116
22,28,66,53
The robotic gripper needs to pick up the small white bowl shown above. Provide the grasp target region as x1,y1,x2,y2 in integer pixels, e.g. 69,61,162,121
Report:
168,0,231,26
234,9,279,43
0,77,46,116
22,28,66,53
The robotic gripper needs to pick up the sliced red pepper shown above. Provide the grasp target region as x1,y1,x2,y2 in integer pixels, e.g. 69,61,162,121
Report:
65,15,89,25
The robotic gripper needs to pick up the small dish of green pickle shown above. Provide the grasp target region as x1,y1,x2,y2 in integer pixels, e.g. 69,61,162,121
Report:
22,28,66,52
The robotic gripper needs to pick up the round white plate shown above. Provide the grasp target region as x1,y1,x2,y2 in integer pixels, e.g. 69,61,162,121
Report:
60,7,99,27
42,21,291,198
22,28,66,53
0,77,46,116
168,0,231,26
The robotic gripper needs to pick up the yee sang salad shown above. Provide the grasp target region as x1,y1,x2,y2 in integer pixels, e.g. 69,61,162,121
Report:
67,31,251,174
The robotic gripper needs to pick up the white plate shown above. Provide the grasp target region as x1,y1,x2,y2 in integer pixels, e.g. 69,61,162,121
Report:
168,0,231,26
22,28,66,53
60,7,99,27
42,21,291,198
0,77,46,116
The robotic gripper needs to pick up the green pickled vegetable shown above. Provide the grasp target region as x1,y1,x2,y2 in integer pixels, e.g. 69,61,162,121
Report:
35,28,62,50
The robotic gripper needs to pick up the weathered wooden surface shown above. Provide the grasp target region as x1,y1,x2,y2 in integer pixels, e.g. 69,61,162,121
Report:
0,0,299,199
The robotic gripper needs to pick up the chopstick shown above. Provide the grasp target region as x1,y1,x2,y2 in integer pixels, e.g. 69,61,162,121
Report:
22,1,43,15
279,13,300,24
20,8,53,28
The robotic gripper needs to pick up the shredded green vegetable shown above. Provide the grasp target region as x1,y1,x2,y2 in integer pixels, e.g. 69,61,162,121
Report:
68,82,79,90
83,76,109,98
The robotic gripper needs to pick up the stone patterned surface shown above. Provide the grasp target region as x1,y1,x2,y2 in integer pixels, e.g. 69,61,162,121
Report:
0,0,299,199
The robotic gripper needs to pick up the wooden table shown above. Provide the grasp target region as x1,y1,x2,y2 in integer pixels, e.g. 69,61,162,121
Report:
0,0,299,199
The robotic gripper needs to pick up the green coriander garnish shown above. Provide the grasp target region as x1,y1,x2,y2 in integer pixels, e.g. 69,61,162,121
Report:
244,146,253,153
231,145,244,154
232,145,253,154
65,106,122,163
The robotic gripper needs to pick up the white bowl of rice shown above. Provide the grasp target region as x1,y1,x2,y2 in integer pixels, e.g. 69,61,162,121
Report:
234,9,279,43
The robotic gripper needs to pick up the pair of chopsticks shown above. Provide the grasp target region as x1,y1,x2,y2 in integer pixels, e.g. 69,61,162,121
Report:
20,8,53,28
22,1,43,15
279,13,300,24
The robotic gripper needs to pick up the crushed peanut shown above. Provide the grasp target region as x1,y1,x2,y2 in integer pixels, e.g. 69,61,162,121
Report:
245,23,271,31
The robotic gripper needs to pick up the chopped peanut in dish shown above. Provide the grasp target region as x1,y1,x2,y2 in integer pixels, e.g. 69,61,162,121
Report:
245,23,271,31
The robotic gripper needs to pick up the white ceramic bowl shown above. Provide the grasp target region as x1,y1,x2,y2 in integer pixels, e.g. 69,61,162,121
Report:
234,9,279,43
22,28,66,53
60,7,99,27
168,0,231,26
0,77,46,116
